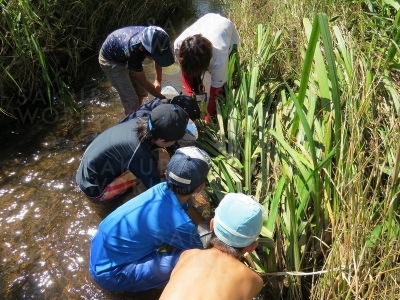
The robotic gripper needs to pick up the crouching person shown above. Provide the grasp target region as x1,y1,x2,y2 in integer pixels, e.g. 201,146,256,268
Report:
76,104,189,202
160,193,265,300
89,146,211,292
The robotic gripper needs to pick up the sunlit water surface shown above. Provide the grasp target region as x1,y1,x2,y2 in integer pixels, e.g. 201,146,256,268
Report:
0,1,237,299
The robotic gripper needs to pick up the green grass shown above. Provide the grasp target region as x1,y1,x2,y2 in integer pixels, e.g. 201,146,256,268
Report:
0,0,187,116
197,0,400,298
2,0,399,297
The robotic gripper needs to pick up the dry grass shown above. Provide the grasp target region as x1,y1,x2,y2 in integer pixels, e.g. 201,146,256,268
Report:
207,0,400,299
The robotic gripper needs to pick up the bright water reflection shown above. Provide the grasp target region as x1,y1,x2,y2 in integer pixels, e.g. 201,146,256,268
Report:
0,64,177,299
0,1,228,299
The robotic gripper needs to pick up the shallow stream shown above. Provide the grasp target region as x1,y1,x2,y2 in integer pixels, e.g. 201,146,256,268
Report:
0,1,222,299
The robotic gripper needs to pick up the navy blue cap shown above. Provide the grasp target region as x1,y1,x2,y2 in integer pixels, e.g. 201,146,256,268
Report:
149,104,189,141
167,146,211,193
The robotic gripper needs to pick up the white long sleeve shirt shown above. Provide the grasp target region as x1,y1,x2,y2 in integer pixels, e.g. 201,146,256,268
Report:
174,13,239,88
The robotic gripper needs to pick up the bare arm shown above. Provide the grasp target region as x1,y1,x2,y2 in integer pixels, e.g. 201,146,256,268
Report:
249,272,264,299
153,62,162,93
133,70,165,99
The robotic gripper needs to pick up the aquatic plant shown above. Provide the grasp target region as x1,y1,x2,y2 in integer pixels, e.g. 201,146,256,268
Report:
197,0,400,298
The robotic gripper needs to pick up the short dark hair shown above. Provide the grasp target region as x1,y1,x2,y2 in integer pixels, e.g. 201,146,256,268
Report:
177,34,213,77
135,117,152,143
210,233,244,259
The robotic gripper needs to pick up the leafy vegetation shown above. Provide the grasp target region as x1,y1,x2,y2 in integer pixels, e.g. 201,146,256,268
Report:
2,0,399,298
197,0,400,298
0,0,186,116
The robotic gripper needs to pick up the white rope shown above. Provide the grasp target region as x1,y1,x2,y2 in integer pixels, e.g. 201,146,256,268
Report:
259,265,351,277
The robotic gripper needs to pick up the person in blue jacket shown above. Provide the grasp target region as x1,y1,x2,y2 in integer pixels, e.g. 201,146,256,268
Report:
89,146,211,292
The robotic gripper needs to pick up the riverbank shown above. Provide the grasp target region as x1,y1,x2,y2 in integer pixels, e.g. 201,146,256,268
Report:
0,1,222,299
0,0,192,121
205,0,400,299
1,0,399,299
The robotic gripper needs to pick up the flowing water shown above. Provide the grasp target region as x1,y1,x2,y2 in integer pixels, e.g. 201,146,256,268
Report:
0,1,226,299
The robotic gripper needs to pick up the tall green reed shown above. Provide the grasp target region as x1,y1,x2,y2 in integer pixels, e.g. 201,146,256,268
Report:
0,0,186,116
196,25,283,298
197,24,282,202
201,0,400,297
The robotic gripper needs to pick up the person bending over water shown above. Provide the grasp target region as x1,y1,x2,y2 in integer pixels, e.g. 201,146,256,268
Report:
174,13,239,118
76,104,188,202
99,26,174,115
89,146,211,292
160,193,265,300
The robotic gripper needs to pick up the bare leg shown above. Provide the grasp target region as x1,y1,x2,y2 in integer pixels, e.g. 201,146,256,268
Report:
138,96,144,107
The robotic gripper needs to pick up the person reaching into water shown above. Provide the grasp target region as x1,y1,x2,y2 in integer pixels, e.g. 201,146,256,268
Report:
159,193,265,300
76,104,189,202
121,94,201,148
89,146,211,292
121,94,200,123
99,26,174,115
174,13,239,118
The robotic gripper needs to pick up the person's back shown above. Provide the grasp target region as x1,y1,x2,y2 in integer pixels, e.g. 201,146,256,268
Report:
76,104,189,201
160,193,266,300
160,248,262,300
88,146,212,292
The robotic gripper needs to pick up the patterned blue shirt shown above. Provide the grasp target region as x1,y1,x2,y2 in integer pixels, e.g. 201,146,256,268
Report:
100,26,147,71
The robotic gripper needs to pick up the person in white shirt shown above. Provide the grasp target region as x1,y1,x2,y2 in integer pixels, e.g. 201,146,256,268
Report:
174,13,239,118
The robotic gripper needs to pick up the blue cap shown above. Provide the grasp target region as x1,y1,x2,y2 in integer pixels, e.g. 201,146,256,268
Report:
166,146,211,193
214,193,265,248
141,26,174,67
